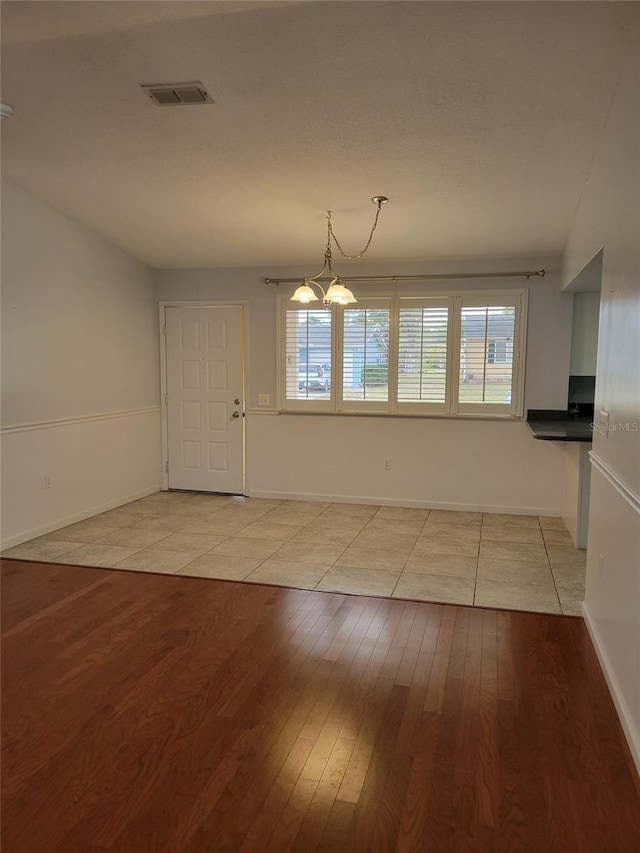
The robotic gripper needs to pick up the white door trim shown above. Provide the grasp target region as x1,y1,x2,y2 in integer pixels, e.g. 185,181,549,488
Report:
159,301,249,492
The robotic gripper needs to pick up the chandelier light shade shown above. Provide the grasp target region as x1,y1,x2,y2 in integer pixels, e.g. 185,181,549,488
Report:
291,283,319,303
289,196,389,308
323,281,357,304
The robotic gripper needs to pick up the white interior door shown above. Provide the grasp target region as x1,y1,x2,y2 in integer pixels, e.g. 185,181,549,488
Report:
165,305,244,493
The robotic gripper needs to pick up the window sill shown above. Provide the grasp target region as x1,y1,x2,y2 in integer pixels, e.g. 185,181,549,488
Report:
274,409,525,422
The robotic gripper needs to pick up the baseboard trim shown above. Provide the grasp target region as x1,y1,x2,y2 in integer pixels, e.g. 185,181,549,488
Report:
582,600,640,776
245,489,560,517
1,485,161,550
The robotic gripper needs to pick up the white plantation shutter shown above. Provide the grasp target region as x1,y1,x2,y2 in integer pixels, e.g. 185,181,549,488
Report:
397,298,450,412
456,294,524,415
278,290,527,417
282,306,333,410
341,301,391,411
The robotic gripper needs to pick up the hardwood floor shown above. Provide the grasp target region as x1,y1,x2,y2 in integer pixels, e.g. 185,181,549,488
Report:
2,559,639,852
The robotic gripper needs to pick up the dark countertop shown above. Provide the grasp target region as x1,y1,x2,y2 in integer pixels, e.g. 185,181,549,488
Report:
526,409,594,442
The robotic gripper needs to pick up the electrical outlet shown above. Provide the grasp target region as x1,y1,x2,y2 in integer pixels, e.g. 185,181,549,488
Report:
44,476,52,489
384,458,391,470
258,394,270,407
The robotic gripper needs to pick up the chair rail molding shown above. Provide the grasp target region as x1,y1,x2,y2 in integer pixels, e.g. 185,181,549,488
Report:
1,406,161,435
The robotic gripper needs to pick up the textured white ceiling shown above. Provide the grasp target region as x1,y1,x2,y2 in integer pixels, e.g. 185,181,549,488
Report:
1,1,638,269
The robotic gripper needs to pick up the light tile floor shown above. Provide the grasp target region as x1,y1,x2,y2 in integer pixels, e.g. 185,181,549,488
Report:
3,493,586,616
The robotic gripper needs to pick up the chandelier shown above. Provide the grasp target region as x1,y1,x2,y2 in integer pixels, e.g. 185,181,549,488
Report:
291,196,389,308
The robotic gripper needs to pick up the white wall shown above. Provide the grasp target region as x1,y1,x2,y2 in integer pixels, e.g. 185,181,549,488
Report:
158,254,572,514
246,413,563,514
1,180,161,547
569,292,600,375
562,25,640,770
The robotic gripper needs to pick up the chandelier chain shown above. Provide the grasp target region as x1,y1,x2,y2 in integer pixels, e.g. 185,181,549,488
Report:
327,200,384,260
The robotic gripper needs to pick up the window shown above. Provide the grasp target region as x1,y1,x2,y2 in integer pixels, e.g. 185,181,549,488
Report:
487,340,512,364
397,299,449,413
457,297,520,415
279,289,527,417
283,308,332,409
342,302,391,410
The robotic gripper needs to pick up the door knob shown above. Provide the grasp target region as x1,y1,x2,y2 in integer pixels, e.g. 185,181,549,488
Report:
232,411,240,419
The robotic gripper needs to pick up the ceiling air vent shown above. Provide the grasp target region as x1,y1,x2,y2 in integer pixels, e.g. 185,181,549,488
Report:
140,82,214,107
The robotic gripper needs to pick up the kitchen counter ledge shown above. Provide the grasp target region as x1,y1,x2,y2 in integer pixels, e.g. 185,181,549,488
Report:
526,409,594,442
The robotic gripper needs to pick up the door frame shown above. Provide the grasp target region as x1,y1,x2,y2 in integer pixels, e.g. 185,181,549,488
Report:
159,301,249,493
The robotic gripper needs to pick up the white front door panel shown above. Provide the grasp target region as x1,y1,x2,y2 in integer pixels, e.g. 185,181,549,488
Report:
166,306,244,493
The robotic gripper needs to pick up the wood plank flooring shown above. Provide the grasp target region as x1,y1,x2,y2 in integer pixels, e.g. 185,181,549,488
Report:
2,558,639,852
